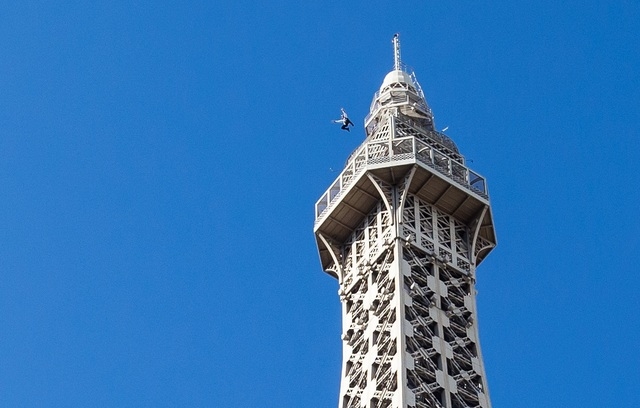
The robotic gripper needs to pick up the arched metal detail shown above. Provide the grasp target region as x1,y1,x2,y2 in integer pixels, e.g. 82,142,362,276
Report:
469,206,495,265
470,206,488,265
367,172,394,224
397,165,418,230
318,232,344,283
474,236,495,265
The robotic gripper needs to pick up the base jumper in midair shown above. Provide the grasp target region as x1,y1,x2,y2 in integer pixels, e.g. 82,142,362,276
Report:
333,108,354,132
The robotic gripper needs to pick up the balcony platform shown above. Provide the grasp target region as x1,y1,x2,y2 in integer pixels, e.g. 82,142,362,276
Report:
314,143,495,271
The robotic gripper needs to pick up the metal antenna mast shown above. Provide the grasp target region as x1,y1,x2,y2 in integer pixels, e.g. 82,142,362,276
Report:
314,35,497,408
393,33,401,70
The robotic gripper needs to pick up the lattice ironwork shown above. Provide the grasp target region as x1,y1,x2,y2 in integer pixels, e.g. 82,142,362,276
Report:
331,183,492,408
403,246,490,408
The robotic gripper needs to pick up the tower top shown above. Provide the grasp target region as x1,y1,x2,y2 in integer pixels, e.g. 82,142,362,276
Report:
380,33,415,89
365,34,435,136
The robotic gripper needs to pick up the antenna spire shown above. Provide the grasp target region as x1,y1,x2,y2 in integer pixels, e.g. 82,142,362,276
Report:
392,33,401,71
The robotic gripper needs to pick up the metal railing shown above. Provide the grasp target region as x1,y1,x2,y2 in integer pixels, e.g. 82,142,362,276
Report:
315,136,489,222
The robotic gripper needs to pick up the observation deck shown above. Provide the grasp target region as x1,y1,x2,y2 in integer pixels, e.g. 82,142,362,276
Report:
314,114,495,270
315,33,495,273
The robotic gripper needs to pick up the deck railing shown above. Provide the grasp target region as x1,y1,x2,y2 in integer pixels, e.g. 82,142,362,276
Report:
315,136,488,222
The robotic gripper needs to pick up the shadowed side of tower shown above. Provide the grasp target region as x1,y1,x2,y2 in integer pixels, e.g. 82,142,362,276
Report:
314,35,496,408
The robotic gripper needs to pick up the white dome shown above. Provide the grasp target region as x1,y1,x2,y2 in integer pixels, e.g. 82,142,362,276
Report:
380,69,415,90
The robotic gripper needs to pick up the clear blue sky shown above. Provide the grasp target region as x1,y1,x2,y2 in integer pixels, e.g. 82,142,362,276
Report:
1,2,639,407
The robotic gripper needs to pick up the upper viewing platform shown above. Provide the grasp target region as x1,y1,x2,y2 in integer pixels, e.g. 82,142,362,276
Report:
314,115,489,222
315,34,488,224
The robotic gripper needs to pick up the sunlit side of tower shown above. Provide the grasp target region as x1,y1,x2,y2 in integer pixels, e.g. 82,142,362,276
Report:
314,35,497,408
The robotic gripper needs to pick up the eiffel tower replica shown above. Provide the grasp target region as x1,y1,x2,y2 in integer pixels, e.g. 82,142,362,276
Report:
314,35,497,408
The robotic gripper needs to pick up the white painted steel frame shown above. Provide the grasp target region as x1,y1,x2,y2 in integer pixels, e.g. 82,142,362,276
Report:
334,181,492,408
315,35,496,408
